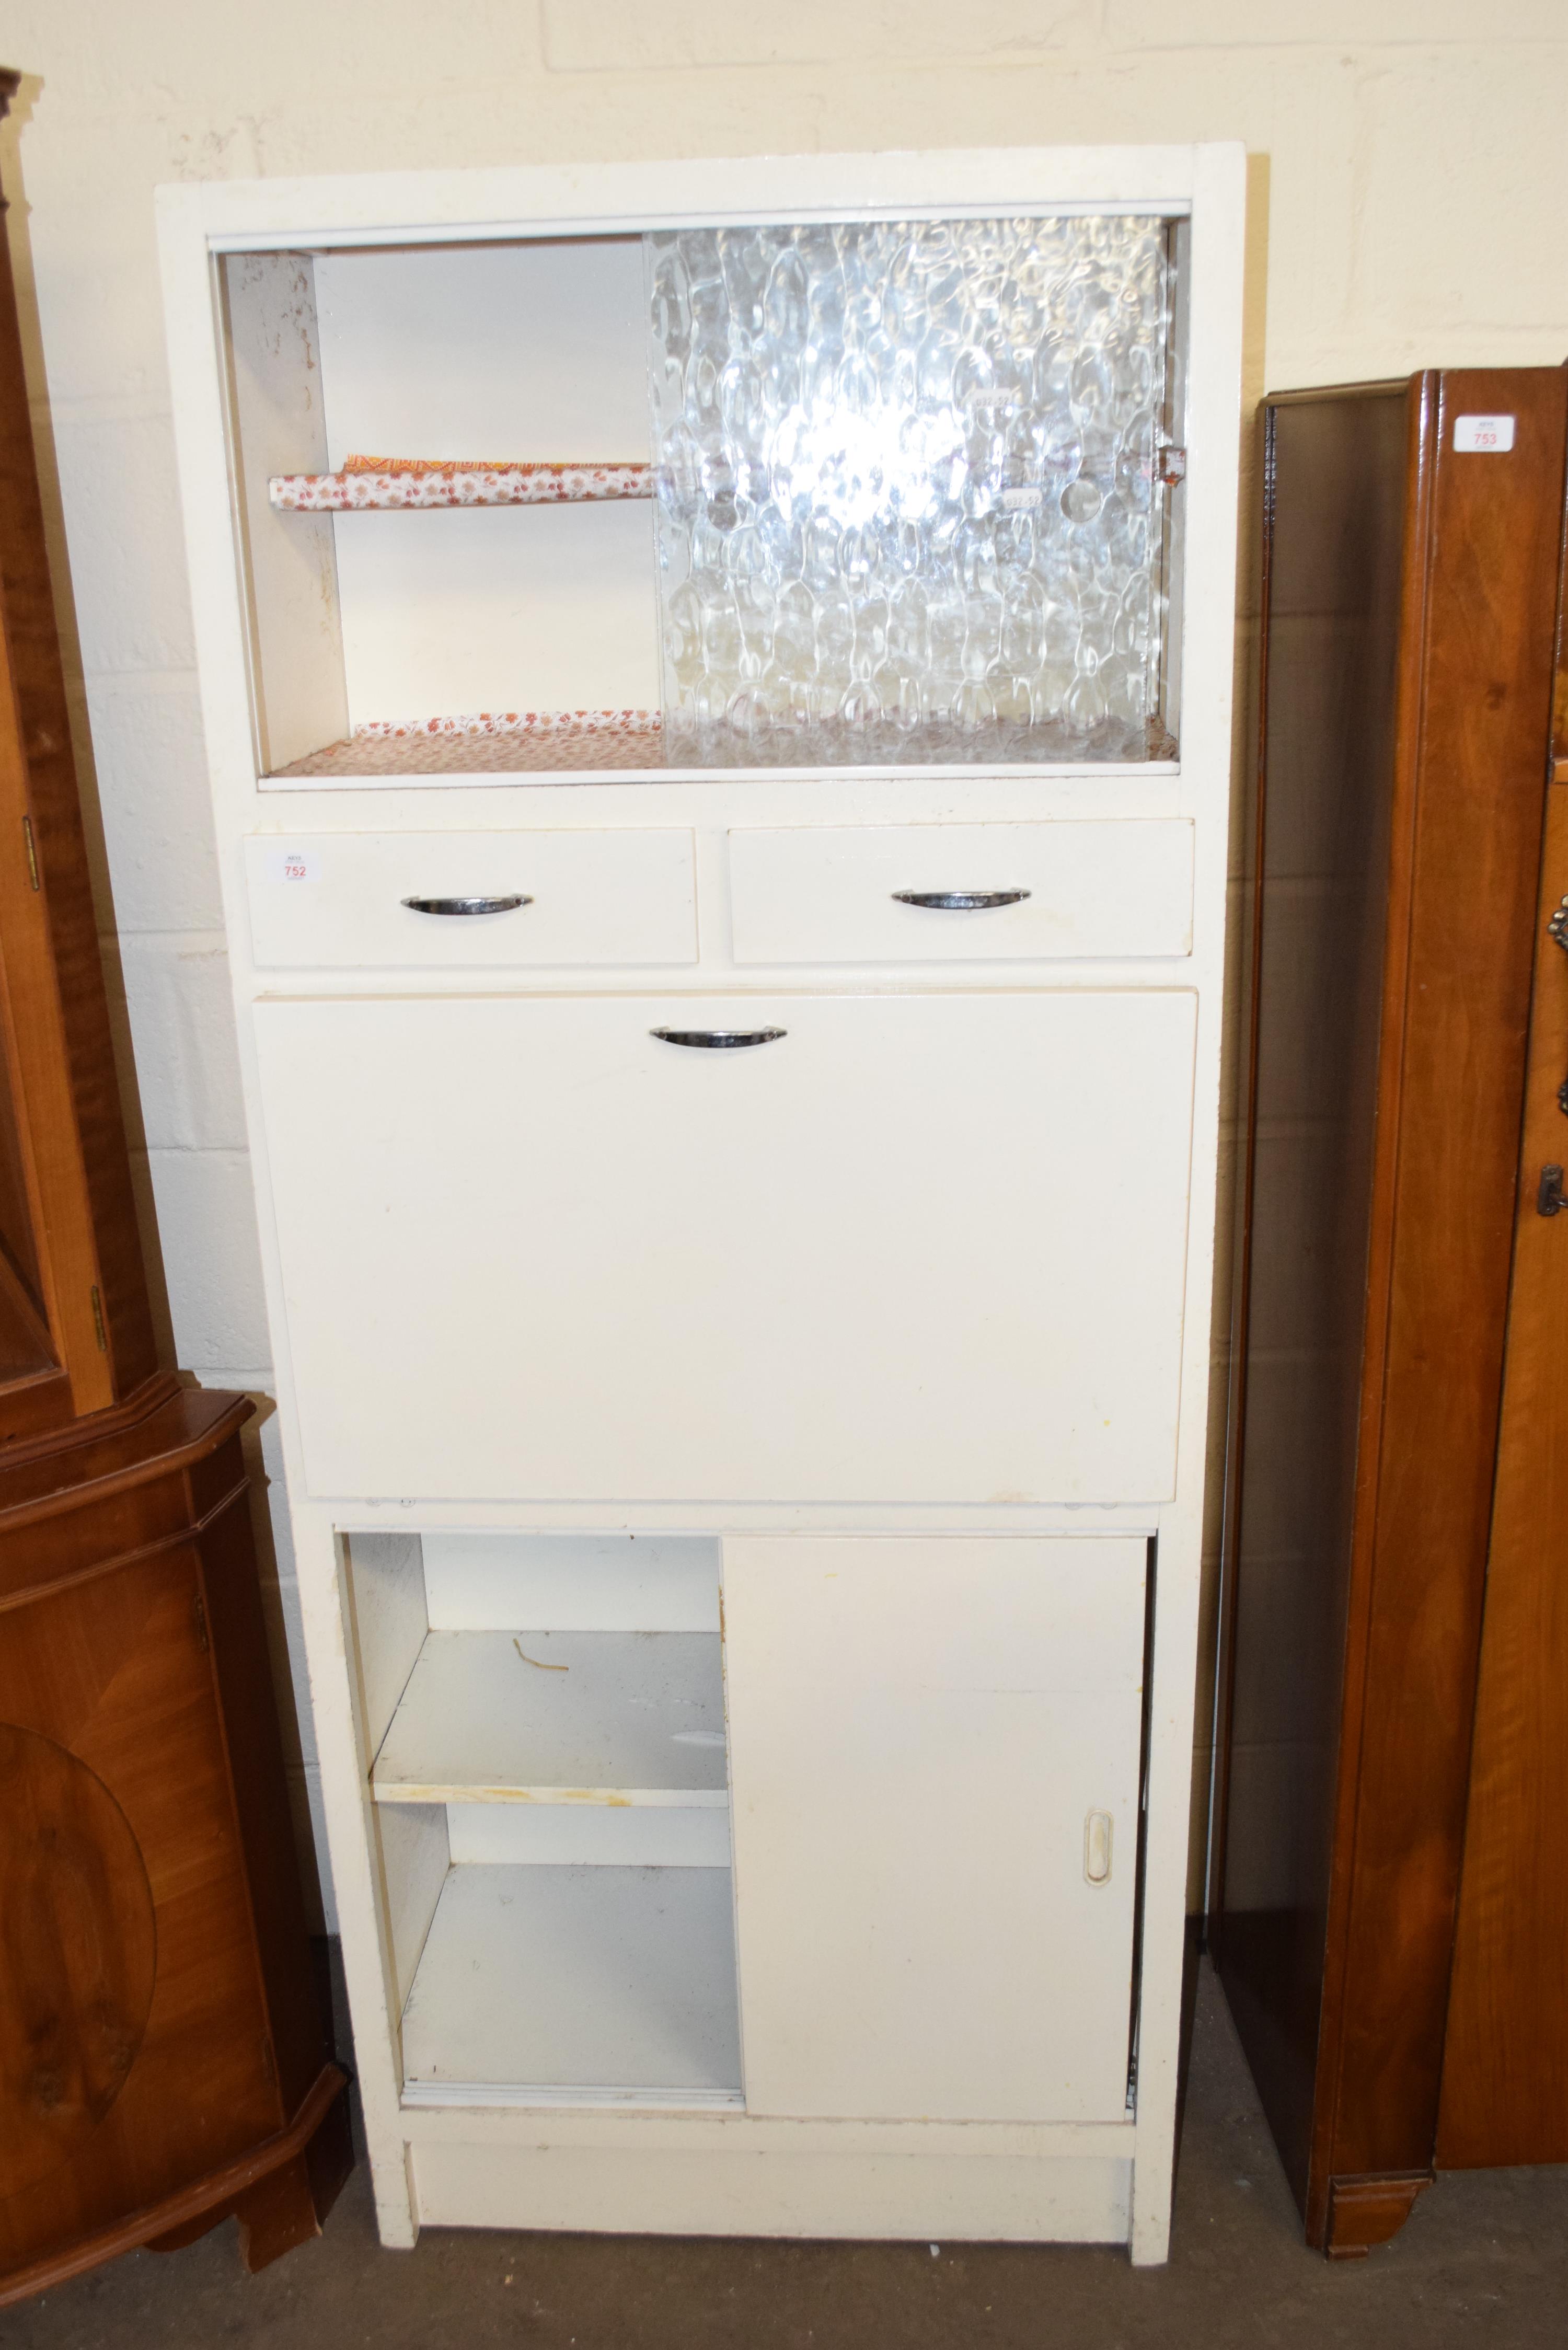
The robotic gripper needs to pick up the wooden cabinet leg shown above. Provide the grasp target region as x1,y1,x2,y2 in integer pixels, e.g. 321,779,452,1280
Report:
1323,2172,1432,2259
145,2081,355,2275
234,2086,355,2274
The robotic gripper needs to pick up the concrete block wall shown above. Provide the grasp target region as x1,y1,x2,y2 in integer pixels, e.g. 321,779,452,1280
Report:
4,4,1566,1927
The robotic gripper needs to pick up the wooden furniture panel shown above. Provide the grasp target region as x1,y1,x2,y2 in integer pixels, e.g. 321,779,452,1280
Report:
1214,364,1568,2254
0,1391,351,2305
724,1536,1147,2124
1438,795,1568,2165
254,989,1197,1505
0,72,157,1437
243,828,698,969
727,821,1194,964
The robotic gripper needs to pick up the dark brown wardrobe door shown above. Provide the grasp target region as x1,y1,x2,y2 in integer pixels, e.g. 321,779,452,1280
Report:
0,1546,279,2273
1438,773,1568,2169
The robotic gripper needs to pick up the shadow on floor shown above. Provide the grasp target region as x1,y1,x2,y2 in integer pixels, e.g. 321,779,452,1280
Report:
9,1960,1566,2349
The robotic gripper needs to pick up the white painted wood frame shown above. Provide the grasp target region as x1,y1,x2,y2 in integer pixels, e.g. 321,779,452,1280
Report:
157,142,1246,2267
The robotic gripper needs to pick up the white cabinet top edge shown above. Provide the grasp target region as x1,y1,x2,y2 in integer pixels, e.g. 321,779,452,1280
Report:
156,143,1241,254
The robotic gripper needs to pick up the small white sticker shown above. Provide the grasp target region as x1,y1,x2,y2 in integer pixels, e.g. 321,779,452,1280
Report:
1453,413,1515,453
264,847,319,884
1001,485,1043,511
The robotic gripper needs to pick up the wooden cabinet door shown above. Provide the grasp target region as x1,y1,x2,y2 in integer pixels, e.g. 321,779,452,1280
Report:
0,1549,277,2268
1439,778,1568,2168
722,1536,1148,2123
254,989,1196,1504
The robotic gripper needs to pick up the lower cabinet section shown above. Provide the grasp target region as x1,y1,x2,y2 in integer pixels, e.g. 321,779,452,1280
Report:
348,1529,1149,2137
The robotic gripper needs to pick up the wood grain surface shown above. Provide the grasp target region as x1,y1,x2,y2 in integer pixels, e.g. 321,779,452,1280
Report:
1437,776,1568,2167
1216,364,1568,2252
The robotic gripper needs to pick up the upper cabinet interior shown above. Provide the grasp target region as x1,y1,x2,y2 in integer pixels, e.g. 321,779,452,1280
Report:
222,213,1189,784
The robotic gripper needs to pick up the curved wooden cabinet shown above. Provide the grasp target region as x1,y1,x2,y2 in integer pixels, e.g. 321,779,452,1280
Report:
0,1391,351,2303
0,71,350,2305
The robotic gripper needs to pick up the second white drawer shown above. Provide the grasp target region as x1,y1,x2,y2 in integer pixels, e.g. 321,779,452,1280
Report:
728,820,1193,964
243,830,697,970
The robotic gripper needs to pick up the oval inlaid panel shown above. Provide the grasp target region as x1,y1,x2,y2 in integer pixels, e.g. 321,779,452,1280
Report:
0,1725,157,2197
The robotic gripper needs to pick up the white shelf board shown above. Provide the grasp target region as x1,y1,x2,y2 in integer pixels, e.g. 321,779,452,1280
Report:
371,1629,727,1806
399,1862,743,2102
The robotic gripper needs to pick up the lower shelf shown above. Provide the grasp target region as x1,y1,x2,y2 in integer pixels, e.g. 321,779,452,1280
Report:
268,712,1181,780
399,1863,743,2109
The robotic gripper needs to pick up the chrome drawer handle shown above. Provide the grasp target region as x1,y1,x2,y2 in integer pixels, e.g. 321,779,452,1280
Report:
401,894,531,916
651,1027,787,1050
891,889,1031,911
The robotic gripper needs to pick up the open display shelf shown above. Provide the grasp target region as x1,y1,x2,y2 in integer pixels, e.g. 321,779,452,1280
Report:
227,216,1186,783
371,1629,728,1807
398,1862,743,2107
343,1531,741,2111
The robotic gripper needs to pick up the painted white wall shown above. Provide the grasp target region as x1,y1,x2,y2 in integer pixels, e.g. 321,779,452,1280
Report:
4,4,1566,1927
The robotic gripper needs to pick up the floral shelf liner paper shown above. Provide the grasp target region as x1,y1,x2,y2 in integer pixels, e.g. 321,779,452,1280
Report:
268,458,653,510
353,710,662,738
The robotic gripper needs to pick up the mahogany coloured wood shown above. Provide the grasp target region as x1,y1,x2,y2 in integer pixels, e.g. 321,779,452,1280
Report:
0,1388,351,2306
1437,773,1568,2168
0,66,158,1438
1214,366,1568,2253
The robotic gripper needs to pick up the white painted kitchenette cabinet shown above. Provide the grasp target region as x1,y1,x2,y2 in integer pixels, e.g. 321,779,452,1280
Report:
158,144,1243,2264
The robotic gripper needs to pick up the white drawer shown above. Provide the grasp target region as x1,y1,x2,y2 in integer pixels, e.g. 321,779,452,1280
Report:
727,821,1193,964
243,831,697,969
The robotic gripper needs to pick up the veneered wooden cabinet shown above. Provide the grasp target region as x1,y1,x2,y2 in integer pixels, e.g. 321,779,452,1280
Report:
0,1392,350,2296
0,71,350,2306
1214,363,1568,2255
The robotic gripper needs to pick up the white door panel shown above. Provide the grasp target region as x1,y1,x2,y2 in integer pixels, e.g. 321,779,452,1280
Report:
723,1536,1147,2122
253,990,1195,1503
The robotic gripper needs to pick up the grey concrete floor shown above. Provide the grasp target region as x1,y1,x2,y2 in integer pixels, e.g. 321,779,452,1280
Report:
9,1961,1567,2349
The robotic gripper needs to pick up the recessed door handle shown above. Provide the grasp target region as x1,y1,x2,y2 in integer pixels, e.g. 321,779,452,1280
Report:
401,894,531,916
650,1027,787,1050
1084,1810,1114,1886
891,889,1031,911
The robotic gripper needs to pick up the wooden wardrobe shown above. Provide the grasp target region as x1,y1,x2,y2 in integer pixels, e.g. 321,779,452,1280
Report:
1213,363,1568,2256
0,69,350,2305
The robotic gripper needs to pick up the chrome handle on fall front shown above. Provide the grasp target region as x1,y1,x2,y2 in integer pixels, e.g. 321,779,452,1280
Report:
401,895,531,916
891,889,1031,911
650,1028,787,1050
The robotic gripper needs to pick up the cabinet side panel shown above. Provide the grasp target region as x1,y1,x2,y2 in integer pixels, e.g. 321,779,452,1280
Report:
197,1444,333,2114
1216,387,1408,2210
221,254,347,775
1325,367,1568,2199
0,214,156,1411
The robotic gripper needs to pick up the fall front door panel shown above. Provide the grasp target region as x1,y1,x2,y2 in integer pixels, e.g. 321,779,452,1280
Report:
253,989,1197,1504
